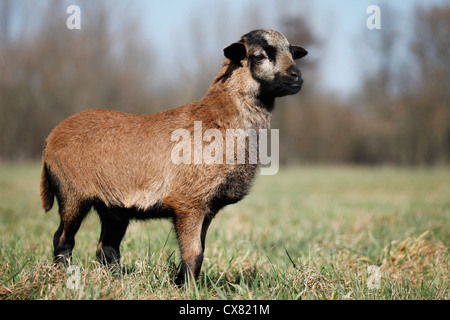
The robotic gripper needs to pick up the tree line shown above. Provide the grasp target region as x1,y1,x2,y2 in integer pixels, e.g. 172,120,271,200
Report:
0,1,449,165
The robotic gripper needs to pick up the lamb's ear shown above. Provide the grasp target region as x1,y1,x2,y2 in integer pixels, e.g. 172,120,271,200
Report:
292,45,308,60
223,42,247,63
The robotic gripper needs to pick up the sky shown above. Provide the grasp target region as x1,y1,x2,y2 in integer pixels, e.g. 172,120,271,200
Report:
309,0,449,97
9,0,447,98
138,0,449,98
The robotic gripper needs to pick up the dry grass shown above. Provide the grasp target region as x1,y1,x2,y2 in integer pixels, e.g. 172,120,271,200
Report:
0,164,449,300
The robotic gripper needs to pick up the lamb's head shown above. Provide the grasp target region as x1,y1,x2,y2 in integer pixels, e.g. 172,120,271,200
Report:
223,29,308,99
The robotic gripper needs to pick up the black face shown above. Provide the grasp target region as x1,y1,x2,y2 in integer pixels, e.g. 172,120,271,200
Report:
248,47,304,98
223,29,308,105
256,69,303,99
244,30,306,98
275,73,304,97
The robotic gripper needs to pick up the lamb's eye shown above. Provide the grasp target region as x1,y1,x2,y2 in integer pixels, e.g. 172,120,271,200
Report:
253,54,266,62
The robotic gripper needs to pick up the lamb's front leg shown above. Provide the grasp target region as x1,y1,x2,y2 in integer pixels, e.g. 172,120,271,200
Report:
173,211,205,286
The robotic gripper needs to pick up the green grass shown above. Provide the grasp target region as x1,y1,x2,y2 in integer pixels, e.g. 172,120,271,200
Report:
0,163,448,299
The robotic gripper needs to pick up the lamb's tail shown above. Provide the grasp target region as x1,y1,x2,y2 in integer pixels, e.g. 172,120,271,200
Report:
40,162,54,212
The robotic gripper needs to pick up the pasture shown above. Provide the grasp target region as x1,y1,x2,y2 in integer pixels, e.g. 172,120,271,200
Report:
0,164,448,300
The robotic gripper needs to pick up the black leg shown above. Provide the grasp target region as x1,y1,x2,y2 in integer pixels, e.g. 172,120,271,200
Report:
200,214,213,252
53,221,73,265
95,204,129,267
53,201,91,265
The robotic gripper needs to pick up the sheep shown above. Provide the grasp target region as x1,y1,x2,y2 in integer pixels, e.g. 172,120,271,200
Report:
40,29,307,285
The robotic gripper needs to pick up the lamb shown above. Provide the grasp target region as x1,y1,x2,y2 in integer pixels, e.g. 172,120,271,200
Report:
40,29,307,285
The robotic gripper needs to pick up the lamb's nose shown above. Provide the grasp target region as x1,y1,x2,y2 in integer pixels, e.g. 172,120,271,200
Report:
287,66,301,81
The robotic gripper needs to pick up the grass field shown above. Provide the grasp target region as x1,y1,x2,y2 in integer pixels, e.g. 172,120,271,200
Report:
0,163,448,300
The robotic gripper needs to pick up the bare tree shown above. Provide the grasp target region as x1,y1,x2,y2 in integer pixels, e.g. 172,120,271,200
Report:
0,0,157,160
357,3,450,165
407,5,450,164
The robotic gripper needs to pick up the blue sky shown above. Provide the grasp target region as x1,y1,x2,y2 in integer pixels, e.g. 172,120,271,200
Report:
8,0,449,96
309,0,449,97
137,0,449,97
17,0,444,97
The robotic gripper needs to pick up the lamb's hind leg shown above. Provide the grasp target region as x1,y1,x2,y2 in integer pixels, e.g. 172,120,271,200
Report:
53,200,91,265
95,203,129,268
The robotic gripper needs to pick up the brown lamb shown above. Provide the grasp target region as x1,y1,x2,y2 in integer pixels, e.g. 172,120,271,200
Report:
40,29,307,285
